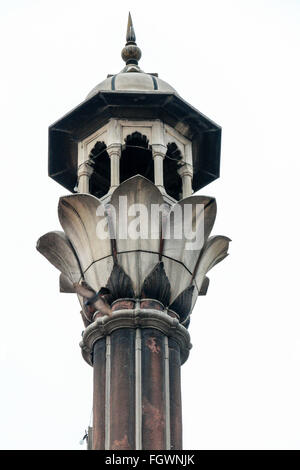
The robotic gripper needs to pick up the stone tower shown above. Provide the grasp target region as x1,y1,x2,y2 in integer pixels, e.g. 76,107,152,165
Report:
37,13,230,450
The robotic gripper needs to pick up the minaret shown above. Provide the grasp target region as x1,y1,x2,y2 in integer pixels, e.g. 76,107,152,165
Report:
37,14,230,450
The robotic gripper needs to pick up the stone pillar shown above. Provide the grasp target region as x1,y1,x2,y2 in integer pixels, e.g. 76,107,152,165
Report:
177,164,193,199
80,307,191,450
77,161,93,193
152,144,167,190
107,143,122,190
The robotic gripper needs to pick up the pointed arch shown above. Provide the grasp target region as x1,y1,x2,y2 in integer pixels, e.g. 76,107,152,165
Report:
88,141,110,197
164,142,183,200
120,132,154,183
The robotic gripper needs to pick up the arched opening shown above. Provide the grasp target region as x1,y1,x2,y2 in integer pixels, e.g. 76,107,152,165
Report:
88,141,110,198
164,143,183,200
120,132,154,183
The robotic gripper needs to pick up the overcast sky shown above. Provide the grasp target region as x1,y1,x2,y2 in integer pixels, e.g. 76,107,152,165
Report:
1,0,300,450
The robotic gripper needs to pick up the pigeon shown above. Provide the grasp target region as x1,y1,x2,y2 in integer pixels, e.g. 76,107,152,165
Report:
74,281,112,324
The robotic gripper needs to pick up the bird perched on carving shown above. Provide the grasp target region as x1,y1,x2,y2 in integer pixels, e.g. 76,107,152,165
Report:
73,281,112,327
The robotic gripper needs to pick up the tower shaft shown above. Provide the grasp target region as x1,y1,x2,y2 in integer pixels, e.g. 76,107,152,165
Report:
92,328,182,450
81,302,190,450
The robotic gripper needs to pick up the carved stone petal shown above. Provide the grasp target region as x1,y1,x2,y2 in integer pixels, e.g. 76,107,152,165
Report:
190,285,199,315
110,175,165,254
194,235,231,292
162,256,193,303
106,263,135,302
83,256,114,294
117,251,159,296
140,262,171,306
59,273,76,293
169,286,195,323
163,196,216,274
58,194,112,279
36,231,82,284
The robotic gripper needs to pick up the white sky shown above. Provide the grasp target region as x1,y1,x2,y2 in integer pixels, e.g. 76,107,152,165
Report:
0,0,300,450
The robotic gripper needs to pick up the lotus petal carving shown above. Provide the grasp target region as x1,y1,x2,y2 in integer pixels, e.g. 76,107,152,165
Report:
141,262,171,306
169,286,195,324
36,231,82,284
37,175,230,328
106,263,135,301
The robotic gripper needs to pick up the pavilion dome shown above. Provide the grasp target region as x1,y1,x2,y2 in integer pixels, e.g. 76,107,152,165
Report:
86,71,176,99
86,12,177,100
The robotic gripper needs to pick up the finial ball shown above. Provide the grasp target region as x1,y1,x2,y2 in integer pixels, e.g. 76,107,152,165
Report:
121,44,142,64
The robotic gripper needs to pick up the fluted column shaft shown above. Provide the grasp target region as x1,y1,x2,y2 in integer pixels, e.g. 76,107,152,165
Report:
177,164,193,199
82,307,190,450
77,161,93,193
107,143,122,190
152,144,166,190
92,328,182,450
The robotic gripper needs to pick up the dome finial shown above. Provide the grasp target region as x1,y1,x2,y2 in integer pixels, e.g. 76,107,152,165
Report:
121,12,142,71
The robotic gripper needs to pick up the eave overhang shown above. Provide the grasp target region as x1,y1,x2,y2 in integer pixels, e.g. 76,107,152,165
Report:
48,91,221,194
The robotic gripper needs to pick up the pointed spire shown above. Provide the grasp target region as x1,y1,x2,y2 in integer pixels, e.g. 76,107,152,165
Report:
126,12,136,43
121,12,142,71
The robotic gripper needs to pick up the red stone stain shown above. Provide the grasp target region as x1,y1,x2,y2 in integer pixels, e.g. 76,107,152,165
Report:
140,299,164,310
111,434,130,450
146,337,160,354
143,398,165,449
112,300,135,311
